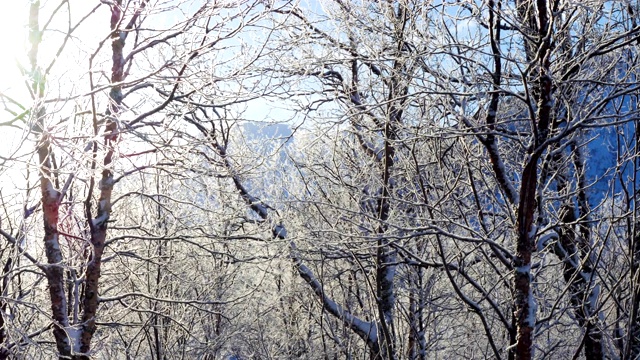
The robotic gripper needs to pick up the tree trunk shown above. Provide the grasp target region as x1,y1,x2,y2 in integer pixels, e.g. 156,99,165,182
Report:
513,158,539,360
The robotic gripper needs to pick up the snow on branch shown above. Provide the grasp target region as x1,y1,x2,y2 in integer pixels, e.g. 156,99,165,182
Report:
290,242,378,345
219,147,379,347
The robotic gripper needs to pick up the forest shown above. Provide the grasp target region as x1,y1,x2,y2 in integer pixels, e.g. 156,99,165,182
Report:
1,0,640,359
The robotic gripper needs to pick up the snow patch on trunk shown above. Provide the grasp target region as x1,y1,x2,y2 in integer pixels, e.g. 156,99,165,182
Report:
46,182,59,199
588,284,600,313
66,326,82,353
49,234,63,263
92,212,108,227
526,287,537,327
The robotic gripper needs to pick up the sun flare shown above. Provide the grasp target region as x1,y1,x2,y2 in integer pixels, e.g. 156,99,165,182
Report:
0,3,30,95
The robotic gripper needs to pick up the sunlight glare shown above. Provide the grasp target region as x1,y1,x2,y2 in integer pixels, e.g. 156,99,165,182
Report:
0,3,30,189
0,3,29,96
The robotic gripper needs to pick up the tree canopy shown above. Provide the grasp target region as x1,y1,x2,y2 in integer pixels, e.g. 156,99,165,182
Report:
1,0,640,359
